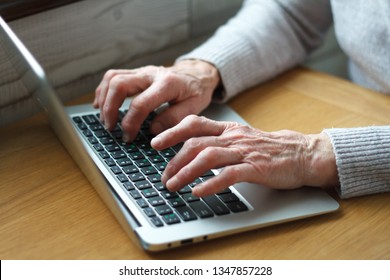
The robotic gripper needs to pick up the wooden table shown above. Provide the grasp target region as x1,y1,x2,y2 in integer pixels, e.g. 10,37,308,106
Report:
1,68,389,259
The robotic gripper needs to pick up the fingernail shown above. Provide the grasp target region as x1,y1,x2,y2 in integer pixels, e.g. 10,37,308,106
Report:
166,176,179,191
122,133,131,143
151,135,161,148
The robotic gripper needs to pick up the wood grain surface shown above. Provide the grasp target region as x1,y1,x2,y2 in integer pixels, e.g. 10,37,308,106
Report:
1,68,389,259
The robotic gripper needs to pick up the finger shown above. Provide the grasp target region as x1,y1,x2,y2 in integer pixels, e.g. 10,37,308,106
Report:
120,80,184,142
192,163,251,197
150,98,207,136
151,115,229,150
95,69,135,110
161,136,220,184
102,74,151,130
93,86,101,108
165,146,242,192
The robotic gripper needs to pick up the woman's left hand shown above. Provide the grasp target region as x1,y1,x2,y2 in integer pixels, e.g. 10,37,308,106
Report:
151,115,338,197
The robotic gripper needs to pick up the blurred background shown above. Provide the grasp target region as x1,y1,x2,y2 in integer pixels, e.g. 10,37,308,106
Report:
0,0,348,126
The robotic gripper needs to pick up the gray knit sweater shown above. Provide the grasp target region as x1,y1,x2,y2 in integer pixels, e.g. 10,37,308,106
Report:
179,0,390,198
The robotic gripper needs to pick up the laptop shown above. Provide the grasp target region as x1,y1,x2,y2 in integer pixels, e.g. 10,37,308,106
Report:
0,17,339,251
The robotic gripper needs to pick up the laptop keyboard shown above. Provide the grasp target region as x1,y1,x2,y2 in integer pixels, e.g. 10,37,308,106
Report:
72,110,248,227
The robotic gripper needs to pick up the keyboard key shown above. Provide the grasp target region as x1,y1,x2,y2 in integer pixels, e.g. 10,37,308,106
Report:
144,207,155,217
155,205,173,215
162,213,181,225
182,193,200,203
111,151,127,159
129,172,145,182
148,196,165,207
77,122,87,130
160,148,175,157
122,143,138,153
134,133,146,142
141,188,159,198
72,116,82,123
141,166,157,175
161,191,178,199
129,151,144,160
149,155,164,163
100,137,115,145
137,141,150,150
129,189,141,199
111,131,123,140
99,151,110,159
134,180,152,190
226,201,248,213
167,197,186,208
136,198,149,208
154,162,167,171
88,137,98,144
150,216,164,227
134,159,151,167
123,182,135,191
143,147,158,156
89,123,104,131
188,201,214,218
93,143,104,152
202,195,230,216
175,206,197,221
147,174,161,184
122,165,138,174
94,130,109,138
82,114,99,125
154,182,167,191
104,158,116,166
105,144,121,152
116,174,129,183
117,158,132,167
218,193,239,203
82,129,92,137
110,166,122,175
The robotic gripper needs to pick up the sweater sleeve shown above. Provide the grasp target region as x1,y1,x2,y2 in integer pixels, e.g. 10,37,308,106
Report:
177,0,333,102
324,126,390,198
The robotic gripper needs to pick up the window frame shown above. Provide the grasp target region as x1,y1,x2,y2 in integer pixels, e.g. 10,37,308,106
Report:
0,0,82,21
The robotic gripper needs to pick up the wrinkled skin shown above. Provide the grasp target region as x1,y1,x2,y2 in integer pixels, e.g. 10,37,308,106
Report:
94,60,220,142
151,115,338,197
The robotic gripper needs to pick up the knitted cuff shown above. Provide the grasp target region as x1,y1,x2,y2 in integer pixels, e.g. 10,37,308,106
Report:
324,126,390,199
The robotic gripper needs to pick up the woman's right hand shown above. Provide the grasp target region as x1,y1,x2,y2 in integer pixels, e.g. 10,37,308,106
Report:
93,60,221,142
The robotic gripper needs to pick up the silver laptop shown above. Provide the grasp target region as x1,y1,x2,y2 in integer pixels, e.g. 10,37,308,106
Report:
0,17,339,251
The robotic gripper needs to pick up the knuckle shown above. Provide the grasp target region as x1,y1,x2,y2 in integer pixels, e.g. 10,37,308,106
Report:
202,146,218,159
228,165,241,183
184,114,203,125
104,69,116,80
130,96,148,112
184,138,201,150
166,73,178,85
109,75,126,92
